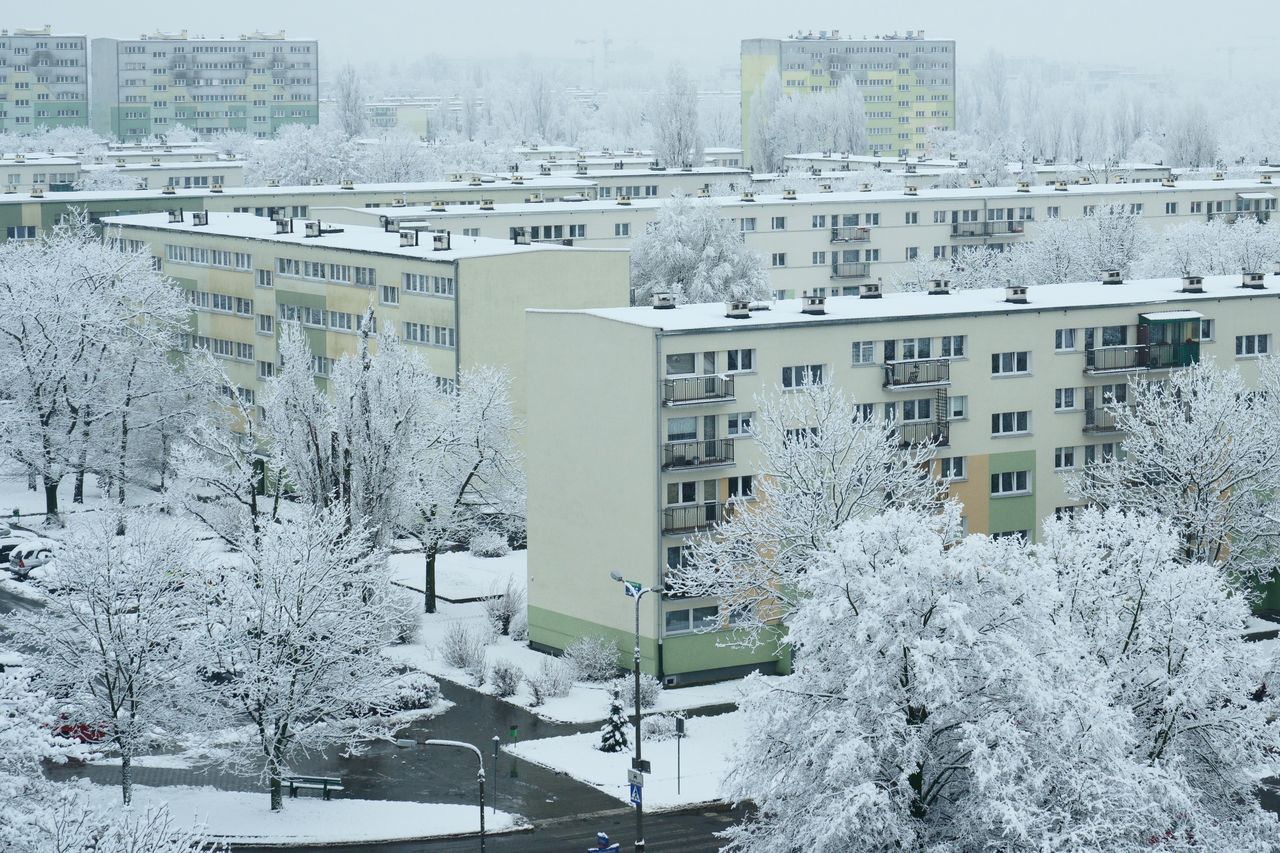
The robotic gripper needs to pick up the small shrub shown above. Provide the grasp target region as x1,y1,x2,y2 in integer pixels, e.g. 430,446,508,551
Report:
483,576,526,636
598,688,629,753
526,656,574,705
388,672,441,712
490,659,522,698
510,612,529,642
464,652,488,687
441,622,489,673
616,673,662,710
563,635,621,683
469,529,510,558
642,712,684,742
385,586,422,645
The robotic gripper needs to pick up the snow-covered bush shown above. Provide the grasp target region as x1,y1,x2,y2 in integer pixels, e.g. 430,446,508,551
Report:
441,622,489,673
490,659,522,698
470,529,510,558
385,586,422,645
526,656,575,706
386,671,441,712
641,712,684,742
563,635,621,682
616,674,662,710
510,612,529,642
483,576,526,636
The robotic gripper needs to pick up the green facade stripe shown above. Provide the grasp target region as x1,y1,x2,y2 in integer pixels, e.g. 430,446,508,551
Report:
988,449,1038,537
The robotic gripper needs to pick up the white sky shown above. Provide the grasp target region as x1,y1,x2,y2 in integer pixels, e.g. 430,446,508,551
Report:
26,0,1277,82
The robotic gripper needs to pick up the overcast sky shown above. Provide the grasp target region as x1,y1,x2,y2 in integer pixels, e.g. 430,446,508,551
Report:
29,0,1277,83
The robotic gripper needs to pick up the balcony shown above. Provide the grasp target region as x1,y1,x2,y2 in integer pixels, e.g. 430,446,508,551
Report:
883,358,950,389
662,375,735,406
897,421,949,447
1207,210,1270,224
662,439,735,470
950,221,1027,238
662,502,724,535
1084,343,1197,374
1083,406,1134,434
830,262,871,279
830,225,871,243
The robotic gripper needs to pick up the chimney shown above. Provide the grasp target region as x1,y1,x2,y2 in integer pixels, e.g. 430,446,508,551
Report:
1263,174,1273,185
1161,177,1176,187
652,292,676,309
616,195,632,206
725,299,751,319
740,191,756,202
801,292,827,315
432,231,451,251
479,199,494,210
782,188,797,200
904,185,918,196
1016,180,1030,192
859,281,883,299
431,200,447,211
928,278,950,295
859,182,871,192
1005,285,1029,304
819,182,833,192
191,210,208,226
1054,180,1068,191
167,209,184,223
1101,270,1123,285
1180,275,1204,293
304,220,322,238
1213,171,1224,181
340,179,354,190
1242,271,1266,289
399,230,418,247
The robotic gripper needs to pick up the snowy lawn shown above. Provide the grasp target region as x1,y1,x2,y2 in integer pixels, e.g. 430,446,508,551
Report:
80,783,528,844
0,468,162,523
507,710,745,810
385,599,745,724
390,548,526,601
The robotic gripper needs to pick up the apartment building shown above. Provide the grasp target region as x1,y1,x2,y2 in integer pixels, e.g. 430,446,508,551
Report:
105,211,629,420
526,273,1280,684
79,159,245,189
91,31,319,141
314,177,1280,297
0,27,88,131
0,174,598,243
741,30,956,164
783,153,1174,186
0,153,80,192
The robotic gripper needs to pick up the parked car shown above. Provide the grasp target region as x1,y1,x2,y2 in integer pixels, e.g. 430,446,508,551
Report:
8,540,55,579
52,716,109,744
0,532,33,563
0,522,11,538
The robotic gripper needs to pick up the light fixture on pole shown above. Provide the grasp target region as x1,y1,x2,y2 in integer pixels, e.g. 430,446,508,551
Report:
395,737,487,851
609,569,657,853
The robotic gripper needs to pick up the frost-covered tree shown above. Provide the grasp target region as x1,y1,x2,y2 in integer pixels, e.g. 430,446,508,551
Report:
723,508,1280,852
598,688,629,753
747,70,786,172
243,123,361,186
333,64,367,139
199,507,408,810
73,168,144,191
1069,357,1280,582
652,64,702,169
15,512,206,805
361,132,430,182
671,380,947,639
1133,218,1280,278
629,193,771,305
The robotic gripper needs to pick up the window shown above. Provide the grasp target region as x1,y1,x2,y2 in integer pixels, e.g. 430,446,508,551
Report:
727,412,753,436
1054,446,1076,470
940,335,965,358
1237,334,1270,357
1164,202,1178,215
991,351,1030,375
782,364,823,388
812,251,827,265
667,416,697,442
851,341,875,365
990,470,1030,496
739,217,756,232
1054,388,1078,411
403,272,429,293
991,411,1030,435
770,252,787,267
432,326,456,349
5,225,36,240
666,481,697,505
771,216,786,230
569,224,585,239
902,398,932,421
811,215,827,228
257,360,275,380
892,338,931,360
948,396,967,419
727,475,754,499
905,247,918,261
904,211,918,224
311,356,334,377
614,222,630,237
939,456,966,480
666,353,695,376
1102,325,1128,346
664,605,721,635
726,349,754,372
1200,319,1214,341
380,285,398,305
404,321,428,343
1047,206,1060,219
1190,201,1203,214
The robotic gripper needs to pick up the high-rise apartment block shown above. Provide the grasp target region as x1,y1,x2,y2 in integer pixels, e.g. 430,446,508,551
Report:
741,30,956,164
0,26,88,131
90,31,318,141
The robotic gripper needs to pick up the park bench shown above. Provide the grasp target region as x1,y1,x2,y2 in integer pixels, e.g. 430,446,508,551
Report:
282,775,344,800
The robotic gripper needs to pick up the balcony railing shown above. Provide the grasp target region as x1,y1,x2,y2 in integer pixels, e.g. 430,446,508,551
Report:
1083,406,1133,433
883,358,950,388
662,439,735,470
1085,343,1198,374
830,225,871,243
662,502,724,535
896,421,949,447
831,261,871,279
662,375,734,406
950,221,1027,238
1207,210,1270,224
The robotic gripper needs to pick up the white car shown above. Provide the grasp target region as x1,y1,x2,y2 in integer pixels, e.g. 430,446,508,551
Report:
8,540,55,580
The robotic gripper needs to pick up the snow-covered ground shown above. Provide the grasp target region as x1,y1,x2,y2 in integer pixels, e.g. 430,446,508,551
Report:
80,783,527,844
0,468,161,523
507,710,745,810
390,548,526,601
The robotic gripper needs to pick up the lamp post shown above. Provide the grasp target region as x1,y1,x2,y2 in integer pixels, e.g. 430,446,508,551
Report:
396,738,486,851
610,569,657,853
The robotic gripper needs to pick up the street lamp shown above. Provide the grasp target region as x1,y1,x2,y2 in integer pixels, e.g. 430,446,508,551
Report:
609,569,657,853
395,738,487,851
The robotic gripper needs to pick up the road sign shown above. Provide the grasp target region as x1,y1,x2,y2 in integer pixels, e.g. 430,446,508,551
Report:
631,757,651,773
628,768,644,786
629,783,642,806
622,581,643,597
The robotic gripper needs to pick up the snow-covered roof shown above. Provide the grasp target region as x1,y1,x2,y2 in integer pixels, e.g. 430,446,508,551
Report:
81,160,242,172
539,275,1279,333
103,212,622,261
1140,310,1204,321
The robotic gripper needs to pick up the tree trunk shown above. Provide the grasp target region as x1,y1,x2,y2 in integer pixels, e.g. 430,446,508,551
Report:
43,476,60,525
424,543,438,614
270,772,283,812
73,416,90,504
120,751,133,805
116,411,130,508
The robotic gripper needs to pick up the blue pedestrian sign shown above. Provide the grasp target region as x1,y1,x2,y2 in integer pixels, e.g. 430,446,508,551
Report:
629,783,642,806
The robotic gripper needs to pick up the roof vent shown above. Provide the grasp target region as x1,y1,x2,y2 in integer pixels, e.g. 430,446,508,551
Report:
1101,270,1123,285
1212,171,1224,181
391,197,406,207
340,179,354,190
1263,174,1274,185
1242,271,1266,289
479,199,494,210
432,231,450,251
468,176,483,186
525,192,544,203
928,278,950,295
859,281,883,299
696,187,710,198
819,182,833,193
1053,180,1068,191
191,210,208,226
652,292,676,310
969,179,982,188
801,292,827,315
1005,285,1029,304
431,200,446,211
161,185,176,195
275,218,293,234
904,185,918,196
266,179,279,187
741,191,755,202
859,182,871,192
511,174,524,184
1078,175,1093,185
1161,177,1176,187
150,157,161,166
617,195,632,206
782,188,797,200
305,220,322,238
539,165,552,176
447,172,463,182
29,186,44,198
399,230,418,247
512,227,530,245
167,209,184,223
613,160,624,170
14,154,25,163
576,163,588,175
210,185,223,193
1016,180,1030,192
1181,275,1204,293
725,299,751,319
